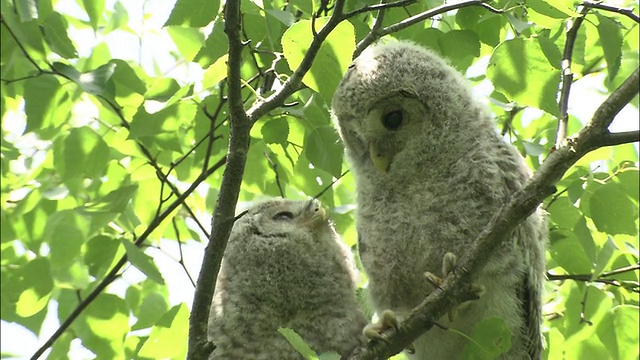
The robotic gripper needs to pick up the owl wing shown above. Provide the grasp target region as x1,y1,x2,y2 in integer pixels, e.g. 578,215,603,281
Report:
523,266,543,360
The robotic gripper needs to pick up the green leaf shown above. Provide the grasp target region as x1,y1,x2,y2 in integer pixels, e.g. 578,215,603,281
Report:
547,196,582,229
438,30,480,71
145,78,182,101
110,59,147,97
54,126,110,181
138,304,188,358
611,305,639,360
487,37,561,116
121,240,165,284
46,210,91,286
262,117,289,147
164,0,220,27
76,293,129,358
278,327,317,358
303,126,343,178
596,13,623,81
614,167,639,202
193,19,228,68
42,12,77,58
455,7,503,46
16,257,53,317
589,182,638,235
53,61,116,97
82,0,106,30
129,102,197,139
202,54,229,89
23,76,66,133
166,26,204,62
549,229,593,274
131,291,169,330
460,317,512,359
593,236,618,277
282,18,355,101
84,235,122,278
16,0,38,22
526,0,572,28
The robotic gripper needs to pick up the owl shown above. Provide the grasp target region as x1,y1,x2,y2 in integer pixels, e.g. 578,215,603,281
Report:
331,41,547,359
207,198,368,359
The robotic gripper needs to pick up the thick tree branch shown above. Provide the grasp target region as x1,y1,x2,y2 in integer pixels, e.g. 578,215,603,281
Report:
351,68,640,360
187,0,253,359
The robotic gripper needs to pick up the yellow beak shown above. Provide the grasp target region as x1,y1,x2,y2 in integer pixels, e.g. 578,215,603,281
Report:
369,142,391,173
308,201,327,227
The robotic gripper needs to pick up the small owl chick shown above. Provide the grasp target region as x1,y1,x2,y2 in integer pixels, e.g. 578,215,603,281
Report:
332,41,547,359
208,198,368,359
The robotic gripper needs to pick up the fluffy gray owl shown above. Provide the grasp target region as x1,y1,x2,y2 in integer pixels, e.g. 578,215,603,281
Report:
331,41,547,359
207,198,368,359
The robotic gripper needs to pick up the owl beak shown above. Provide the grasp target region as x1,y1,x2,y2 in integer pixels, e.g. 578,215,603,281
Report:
369,143,391,173
307,200,327,226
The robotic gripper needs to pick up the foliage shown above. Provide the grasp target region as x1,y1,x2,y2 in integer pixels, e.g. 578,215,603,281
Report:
0,0,638,359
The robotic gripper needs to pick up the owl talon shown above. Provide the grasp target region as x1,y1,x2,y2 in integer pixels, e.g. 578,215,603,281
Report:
363,309,399,342
364,310,417,353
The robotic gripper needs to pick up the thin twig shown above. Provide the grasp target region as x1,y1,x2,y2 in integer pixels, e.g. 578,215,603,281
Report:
355,0,390,59
344,0,416,19
314,170,349,199
556,5,590,148
579,286,594,325
173,217,197,287
0,16,46,72
264,151,285,197
583,1,640,23
31,159,226,360
355,0,503,56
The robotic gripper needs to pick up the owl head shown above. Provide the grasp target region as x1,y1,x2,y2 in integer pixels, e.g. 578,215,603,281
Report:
224,198,347,275
233,198,329,239
332,41,484,175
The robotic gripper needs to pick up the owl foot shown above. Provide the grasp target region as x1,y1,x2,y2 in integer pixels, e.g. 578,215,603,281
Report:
363,309,398,343
363,310,415,354
424,252,484,321
424,252,458,289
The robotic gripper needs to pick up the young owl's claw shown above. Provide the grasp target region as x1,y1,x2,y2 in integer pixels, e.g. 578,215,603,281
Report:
364,310,416,353
363,309,398,343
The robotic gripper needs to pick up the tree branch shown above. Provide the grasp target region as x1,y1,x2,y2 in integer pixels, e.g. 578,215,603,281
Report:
556,5,590,148
583,1,640,23
344,0,416,19
246,0,348,122
599,130,640,147
355,0,503,56
187,0,254,358
30,159,226,360
350,67,640,360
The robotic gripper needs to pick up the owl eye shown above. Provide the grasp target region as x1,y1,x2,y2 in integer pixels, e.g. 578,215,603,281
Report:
382,110,403,130
273,211,295,221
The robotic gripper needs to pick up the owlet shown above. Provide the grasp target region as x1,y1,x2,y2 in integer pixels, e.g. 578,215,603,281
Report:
331,41,547,359
208,198,368,359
